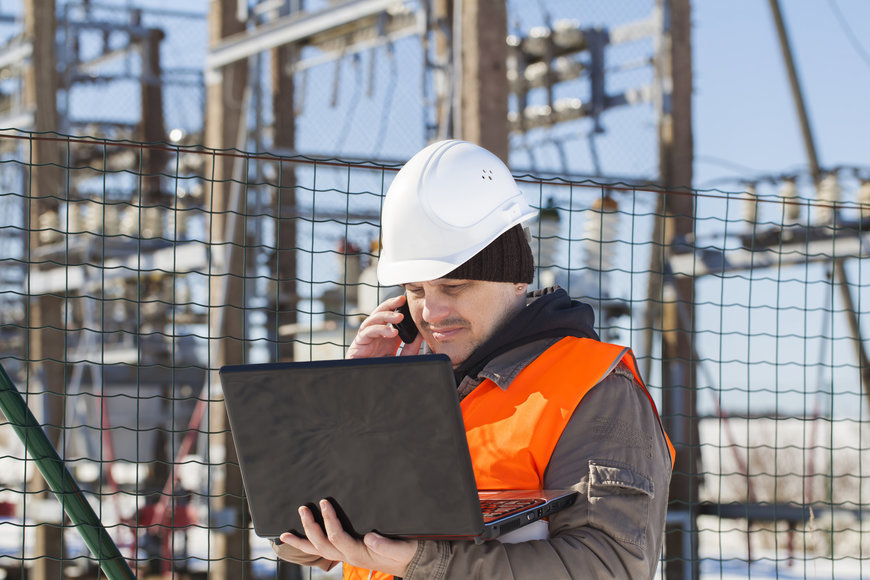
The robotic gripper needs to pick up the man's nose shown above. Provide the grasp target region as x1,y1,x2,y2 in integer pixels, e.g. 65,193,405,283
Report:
421,297,449,325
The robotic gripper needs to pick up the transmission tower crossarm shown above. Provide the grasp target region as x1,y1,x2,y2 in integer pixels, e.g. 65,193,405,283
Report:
206,0,403,71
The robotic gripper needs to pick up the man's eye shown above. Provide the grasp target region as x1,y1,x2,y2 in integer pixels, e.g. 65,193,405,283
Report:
444,284,467,293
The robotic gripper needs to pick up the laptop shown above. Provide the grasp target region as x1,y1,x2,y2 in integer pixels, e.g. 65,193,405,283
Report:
219,354,578,544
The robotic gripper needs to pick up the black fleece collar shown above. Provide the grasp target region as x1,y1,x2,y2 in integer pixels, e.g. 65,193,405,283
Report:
452,286,599,385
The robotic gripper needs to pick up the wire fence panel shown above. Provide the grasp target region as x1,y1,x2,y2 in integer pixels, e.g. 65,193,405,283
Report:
0,129,868,579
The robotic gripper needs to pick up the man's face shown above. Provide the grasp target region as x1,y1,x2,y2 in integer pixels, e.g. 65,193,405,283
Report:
403,279,527,367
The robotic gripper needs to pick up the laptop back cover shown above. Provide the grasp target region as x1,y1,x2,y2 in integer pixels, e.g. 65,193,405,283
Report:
220,354,486,540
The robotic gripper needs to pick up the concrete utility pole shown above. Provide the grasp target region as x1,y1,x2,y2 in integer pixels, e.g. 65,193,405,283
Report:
204,1,251,578
652,0,699,578
458,0,509,162
23,1,65,578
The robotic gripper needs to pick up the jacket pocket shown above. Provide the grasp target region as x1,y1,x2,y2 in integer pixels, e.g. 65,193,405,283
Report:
587,459,655,548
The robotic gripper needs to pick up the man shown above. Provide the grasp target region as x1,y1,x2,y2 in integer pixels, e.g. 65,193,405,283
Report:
274,140,674,579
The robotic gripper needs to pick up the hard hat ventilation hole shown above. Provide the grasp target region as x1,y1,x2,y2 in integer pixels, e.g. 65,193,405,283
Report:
482,169,493,180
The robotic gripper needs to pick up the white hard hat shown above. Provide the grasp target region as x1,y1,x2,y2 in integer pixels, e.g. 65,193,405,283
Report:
377,140,537,286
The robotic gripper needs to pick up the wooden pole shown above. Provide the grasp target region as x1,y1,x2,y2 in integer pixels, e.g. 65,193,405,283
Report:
23,1,65,577
204,2,251,578
653,1,699,578
432,0,453,141
458,0,509,161
140,26,168,200
270,41,299,364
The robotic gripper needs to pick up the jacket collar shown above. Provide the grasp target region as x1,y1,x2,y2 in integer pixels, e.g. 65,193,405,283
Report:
456,337,560,400
453,286,599,389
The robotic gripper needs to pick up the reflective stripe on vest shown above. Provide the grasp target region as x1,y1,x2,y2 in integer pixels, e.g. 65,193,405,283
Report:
343,337,673,580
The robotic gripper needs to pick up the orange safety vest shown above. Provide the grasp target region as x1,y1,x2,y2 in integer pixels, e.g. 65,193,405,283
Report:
343,337,674,580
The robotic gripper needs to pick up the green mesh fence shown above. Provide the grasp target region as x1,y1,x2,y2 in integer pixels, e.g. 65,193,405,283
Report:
1,129,869,579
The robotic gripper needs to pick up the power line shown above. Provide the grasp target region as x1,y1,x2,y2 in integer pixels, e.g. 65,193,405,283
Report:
826,0,870,69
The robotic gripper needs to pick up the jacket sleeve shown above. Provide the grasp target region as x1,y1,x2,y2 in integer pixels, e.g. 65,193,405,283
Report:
403,365,673,580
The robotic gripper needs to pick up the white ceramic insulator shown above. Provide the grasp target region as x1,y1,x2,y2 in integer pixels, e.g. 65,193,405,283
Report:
743,183,758,225
584,201,620,273
779,178,801,223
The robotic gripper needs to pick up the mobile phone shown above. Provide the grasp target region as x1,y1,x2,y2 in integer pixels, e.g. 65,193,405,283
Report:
394,302,419,343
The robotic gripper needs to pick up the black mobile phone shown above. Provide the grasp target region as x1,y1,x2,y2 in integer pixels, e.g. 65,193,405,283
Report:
394,302,419,343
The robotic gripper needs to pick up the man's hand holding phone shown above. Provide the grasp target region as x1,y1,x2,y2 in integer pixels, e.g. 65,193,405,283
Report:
346,295,423,359
393,301,419,343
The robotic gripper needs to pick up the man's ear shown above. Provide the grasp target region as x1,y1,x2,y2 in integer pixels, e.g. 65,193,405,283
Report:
514,283,528,296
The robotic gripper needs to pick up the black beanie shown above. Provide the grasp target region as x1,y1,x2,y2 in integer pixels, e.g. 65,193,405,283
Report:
442,224,535,284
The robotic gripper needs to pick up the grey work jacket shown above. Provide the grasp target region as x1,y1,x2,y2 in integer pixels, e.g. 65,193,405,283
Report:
274,337,673,579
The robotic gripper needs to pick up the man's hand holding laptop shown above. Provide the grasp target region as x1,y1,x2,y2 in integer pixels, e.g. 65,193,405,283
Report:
279,499,418,576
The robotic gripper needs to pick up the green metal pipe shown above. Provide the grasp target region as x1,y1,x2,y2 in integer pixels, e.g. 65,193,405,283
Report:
0,362,136,580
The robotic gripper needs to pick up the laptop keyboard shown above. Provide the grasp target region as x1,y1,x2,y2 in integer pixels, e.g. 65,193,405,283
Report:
480,498,544,522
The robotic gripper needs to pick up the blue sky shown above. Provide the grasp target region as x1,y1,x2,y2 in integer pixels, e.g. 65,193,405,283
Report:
693,0,870,191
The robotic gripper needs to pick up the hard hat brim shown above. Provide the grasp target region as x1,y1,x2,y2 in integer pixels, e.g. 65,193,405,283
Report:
377,257,464,287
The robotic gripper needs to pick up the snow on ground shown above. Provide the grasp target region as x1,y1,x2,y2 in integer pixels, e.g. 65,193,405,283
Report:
3,518,867,579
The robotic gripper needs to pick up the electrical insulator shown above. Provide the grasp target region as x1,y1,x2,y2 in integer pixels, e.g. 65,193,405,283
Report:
816,172,840,224
507,57,585,94
818,172,841,203
534,199,561,288
583,195,620,275
515,20,587,60
39,210,60,244
67,202,82,234
552,19,586,51
553,98,587,124
142,206,163,239
167,208,186,241
742,182,758,226
103,204,121,236
120,206,139,237
84,199,103,233
858,179,870,222
778,177,800,223
337,238,362,286
176,280,191,310
523,26,552,59
508,104,552,132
